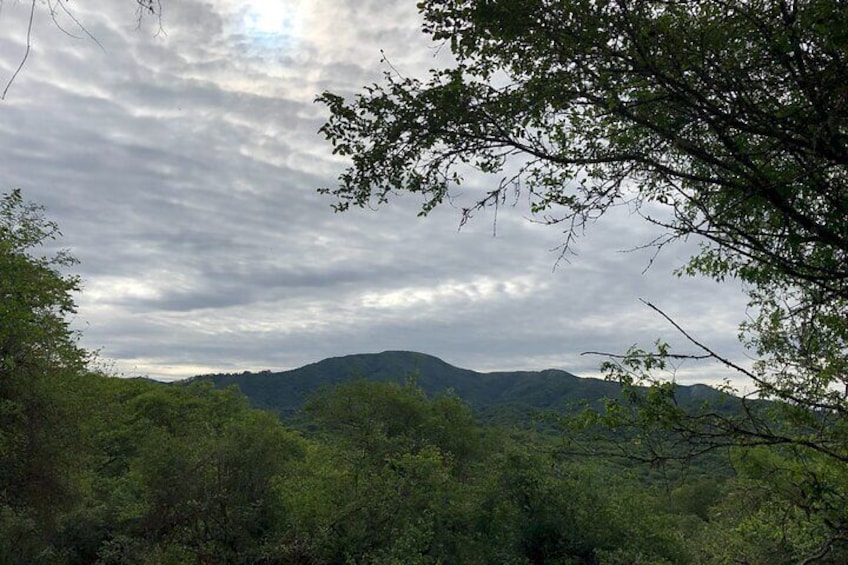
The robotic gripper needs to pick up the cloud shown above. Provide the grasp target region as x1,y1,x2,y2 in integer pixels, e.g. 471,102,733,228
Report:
0,0,752,387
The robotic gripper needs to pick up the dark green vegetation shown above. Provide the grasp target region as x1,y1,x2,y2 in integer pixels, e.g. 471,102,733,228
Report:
193,351,619,421
318,0,848,561
1,370,715,564
5,0,848,560
192,350,726,425
4,190,848,564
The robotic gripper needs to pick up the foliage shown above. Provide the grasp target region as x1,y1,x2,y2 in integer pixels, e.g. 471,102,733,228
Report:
0,191,734,564
0,189,84,377
0,189,88,555
319,0,847,289
49,380,309,564
693,469,848,564
304,379,481,470
317,1,848,388
279,380,696,565
317,0,848,558
193,350,723,426
0,190,812,563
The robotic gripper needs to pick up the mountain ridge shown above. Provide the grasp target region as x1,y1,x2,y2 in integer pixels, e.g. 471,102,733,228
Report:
189,350,727,421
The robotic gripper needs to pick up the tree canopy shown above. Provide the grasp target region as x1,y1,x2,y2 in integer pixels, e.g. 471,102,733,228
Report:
318,0,848,556
319,0,846,292
0,189,88,553
2,189,844,563
317,0,848,427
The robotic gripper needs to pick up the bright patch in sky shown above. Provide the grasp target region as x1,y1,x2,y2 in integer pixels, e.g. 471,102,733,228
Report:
360,276,545,310
243,1,298,36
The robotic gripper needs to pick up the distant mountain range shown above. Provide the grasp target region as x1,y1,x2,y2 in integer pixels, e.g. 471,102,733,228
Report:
189,351,726,422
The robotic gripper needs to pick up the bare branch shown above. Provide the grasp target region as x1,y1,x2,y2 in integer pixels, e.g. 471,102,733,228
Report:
1,0,35,101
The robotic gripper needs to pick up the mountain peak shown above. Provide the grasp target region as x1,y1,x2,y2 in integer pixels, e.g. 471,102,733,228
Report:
190,351,727,422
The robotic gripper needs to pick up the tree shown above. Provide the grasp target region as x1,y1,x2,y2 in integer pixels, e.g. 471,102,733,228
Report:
0,189,89,557
283,381,483,564
317,0,848,557
118,383,306,563
0,189,83,375
305,379,481,473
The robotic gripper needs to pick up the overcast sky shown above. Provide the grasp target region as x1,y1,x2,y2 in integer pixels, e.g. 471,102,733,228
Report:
0,0,753,386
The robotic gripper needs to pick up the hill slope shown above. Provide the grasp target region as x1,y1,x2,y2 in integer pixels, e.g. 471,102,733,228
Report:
190,351,725,421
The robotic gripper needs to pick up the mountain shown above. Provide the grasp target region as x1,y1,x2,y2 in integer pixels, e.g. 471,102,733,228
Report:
189,351,728,422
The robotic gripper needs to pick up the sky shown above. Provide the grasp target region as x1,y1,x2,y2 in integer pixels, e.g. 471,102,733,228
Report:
0,0,753,386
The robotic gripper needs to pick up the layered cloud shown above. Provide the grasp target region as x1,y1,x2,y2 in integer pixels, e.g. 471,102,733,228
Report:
0,1,750,385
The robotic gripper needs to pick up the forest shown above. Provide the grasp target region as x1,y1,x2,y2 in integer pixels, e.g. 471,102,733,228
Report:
3,0,848,562
1,188,845,563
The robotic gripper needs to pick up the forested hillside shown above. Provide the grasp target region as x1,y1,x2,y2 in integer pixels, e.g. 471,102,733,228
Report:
191,350,728,424
2,370,738,564
0,190,840,563
4,190,847,563
4,0,848,560
316,0,848,561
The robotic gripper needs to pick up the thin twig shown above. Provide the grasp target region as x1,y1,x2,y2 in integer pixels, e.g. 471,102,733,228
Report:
581,350,713,360
53,0,105,50
640,299,760,381
2,0,36,100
